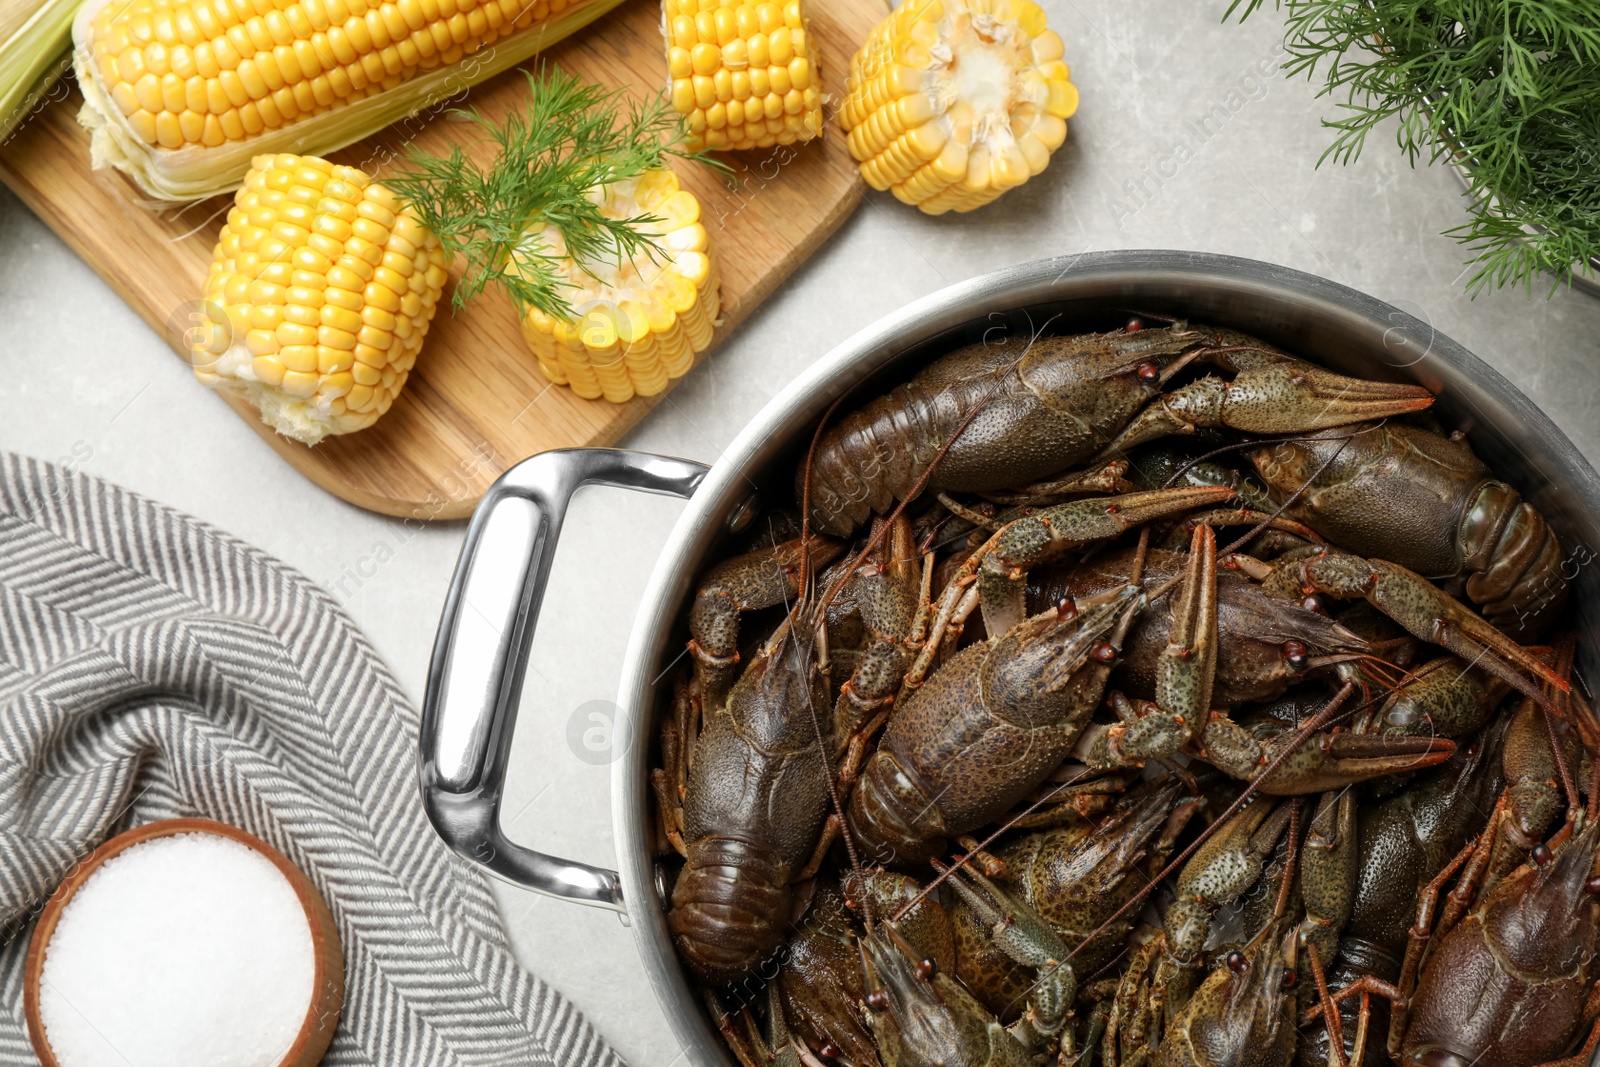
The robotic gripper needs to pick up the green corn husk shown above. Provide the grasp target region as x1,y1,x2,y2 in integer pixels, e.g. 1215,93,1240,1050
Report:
0,0,74,143
72,0,629,202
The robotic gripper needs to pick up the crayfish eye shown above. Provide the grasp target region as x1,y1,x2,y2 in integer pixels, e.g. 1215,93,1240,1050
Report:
866,990,889,1011
1585,875,1600,896
1126,318,1144,333
915,958,938,981
1282,640,1309,670
819,1043,840,1060
1057,597,1078,620
1282,968,1298,989
1136,361,1159,381
1091,641,1117,663
1226,951,1249,974
1532,844,1554,868
1300,595,1325,615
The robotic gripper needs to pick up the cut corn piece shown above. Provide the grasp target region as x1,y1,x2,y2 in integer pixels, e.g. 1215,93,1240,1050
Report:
662,0,822,151
840,0,1077,214
71,0,628,201
0,0,74,142
518,167,720,403
191,153,450,443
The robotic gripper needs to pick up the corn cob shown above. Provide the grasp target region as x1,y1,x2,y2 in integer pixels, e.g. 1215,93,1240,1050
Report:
662,0,821,151
191,153,450,443
519,167,719,403
71,0,628,200
840,0,1076,214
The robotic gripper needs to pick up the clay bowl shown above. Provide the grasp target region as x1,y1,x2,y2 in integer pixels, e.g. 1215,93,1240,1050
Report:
23,818,345,1067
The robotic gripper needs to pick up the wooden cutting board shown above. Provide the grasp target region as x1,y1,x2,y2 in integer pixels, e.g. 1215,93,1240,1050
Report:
0,0,878,520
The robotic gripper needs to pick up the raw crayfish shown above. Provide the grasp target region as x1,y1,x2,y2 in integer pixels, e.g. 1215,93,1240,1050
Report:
802,322,1432,537
650,317,1595,1067
1250,421,1570,638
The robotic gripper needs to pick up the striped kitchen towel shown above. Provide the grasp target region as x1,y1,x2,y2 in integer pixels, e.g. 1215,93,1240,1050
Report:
0,454,624,1067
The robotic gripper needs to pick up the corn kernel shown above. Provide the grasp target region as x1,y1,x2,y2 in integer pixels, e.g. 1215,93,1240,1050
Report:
318,345,356,372
252,355,287,384
245,328,280,354
278,343,319,371
690,41,720,75
767,26,791,64
280,370,319,396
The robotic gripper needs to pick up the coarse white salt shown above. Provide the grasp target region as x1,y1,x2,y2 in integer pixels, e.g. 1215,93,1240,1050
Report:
40,831,316,1067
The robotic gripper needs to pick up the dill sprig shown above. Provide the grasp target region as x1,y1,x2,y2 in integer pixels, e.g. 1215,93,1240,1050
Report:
387,67,720,321
1228,0,1600,294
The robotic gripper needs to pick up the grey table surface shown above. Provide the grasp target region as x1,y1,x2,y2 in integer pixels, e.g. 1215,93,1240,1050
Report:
4,0,1600,1062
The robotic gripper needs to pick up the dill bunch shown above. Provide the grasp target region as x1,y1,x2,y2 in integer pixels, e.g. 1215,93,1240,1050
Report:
1229,0,1600,294
387,68,719,321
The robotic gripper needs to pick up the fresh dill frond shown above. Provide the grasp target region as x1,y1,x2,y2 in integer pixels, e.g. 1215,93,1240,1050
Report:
387,67,724,321
1228,0,1600,295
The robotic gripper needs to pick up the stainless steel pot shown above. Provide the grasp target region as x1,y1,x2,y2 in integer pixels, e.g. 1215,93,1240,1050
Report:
418,249,1600,1067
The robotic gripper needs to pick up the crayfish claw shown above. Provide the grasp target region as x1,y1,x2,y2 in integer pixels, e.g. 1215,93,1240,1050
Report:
1151,523,1219,737
688,536,844,706
1165,798,1296,965
1189,705,1456,795
1099,359,1434,458
1253,730,1456,796
1354,557,1567,707
1206,361,1435,437
937,859,1075,1049
1261,549,1566,711
979,485,1233,637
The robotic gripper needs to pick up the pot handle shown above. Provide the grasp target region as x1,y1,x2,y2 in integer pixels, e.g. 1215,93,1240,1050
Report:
419,447,710,913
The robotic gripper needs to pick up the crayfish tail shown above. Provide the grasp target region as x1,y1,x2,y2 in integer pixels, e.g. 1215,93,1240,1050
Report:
846,752,947,869
667,835,792,984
